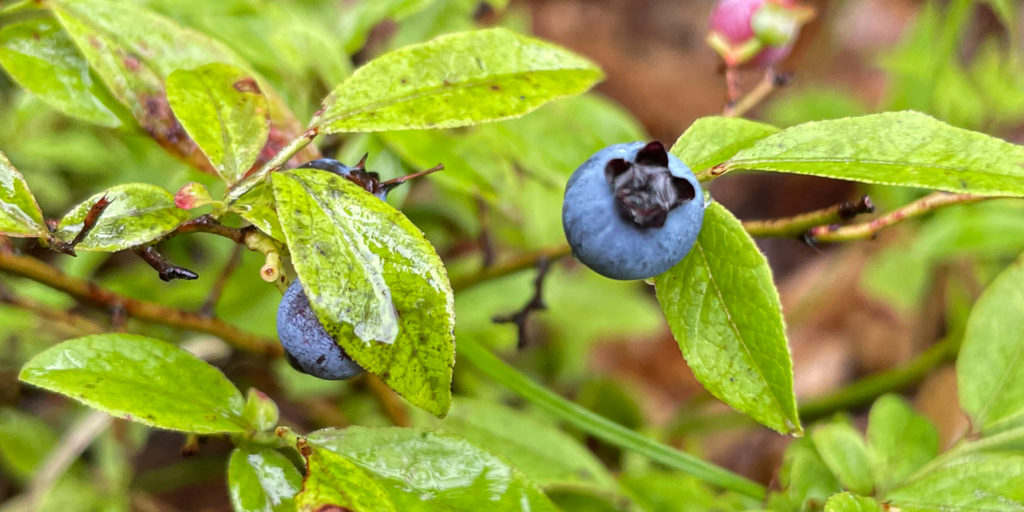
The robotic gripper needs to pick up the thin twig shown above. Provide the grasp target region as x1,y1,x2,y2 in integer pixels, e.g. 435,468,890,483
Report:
226,126,320,204
365,374,410,427
0,248,280,356
806,192,986,244
21,411,112,511
492,258,551,349
452,244,571,292
743,195,874,238
132,246,199,282
723,69,791,118
0,284,104,335
199,244,244,316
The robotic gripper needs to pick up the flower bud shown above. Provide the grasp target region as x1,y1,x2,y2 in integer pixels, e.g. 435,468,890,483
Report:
707,0,814,68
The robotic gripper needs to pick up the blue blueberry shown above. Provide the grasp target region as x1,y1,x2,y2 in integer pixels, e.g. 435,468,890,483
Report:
277,279,364,380
561,141,705,280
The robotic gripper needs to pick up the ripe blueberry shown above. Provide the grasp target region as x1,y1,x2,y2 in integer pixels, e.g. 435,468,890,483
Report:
561,141,704,280
277,279,364,380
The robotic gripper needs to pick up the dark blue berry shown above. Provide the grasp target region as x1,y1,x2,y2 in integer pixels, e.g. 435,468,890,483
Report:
277,279,364,380
562,141,705,280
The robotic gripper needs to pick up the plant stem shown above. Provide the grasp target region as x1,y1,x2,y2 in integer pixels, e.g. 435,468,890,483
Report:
451,244,572,292
743,195,874,238
723,69,790,118
670,335,960,435
457,337,767,499
226,126,319,204
806,192,985,243
0,249,280,356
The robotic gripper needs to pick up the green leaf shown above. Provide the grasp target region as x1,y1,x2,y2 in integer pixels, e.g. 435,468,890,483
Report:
232,181,285,241
49,0,316,172
0,151,47,238
724,111,1024,196
824,492,883,512
307,426,560,511
54,183,188,252
241,388,279,433
958,256,1024,433
166,63,270,185
19,334,246,434
865,394,938,493
811,422,874,496
779,438,842,507
0,408,59,482
886,451,1024,510
428,397,615,489
228,447,302,512
654,202,800,435
271,169,455,416
295,443,396,512
313,27,603,132
0,15,122,127
670,116,779,173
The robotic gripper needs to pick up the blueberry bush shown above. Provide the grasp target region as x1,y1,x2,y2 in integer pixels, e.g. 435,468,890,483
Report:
1,0,1024,510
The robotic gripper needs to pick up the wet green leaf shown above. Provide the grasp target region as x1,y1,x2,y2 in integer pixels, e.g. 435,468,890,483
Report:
0,151,47,238
228,447,302,512
313,27,603,132
19,334,246,434
811,422,874,496
670,116,778,173
824,492,882,512
166,63,270,185
49,0,316,172
725,111,1024,196
0,408,58,482
296,444,396,512
887,451,1024,510
241,388,279,433
0,16,122,127
307,426,559,511
958,256,1024,433
272,169,454,416
54,183,188,252
654,202,800,435
429,397,615,489
232,181,285,241
866,395,938,492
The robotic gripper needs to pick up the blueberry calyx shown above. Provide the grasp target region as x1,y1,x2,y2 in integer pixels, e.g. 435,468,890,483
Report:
604,141,696,228
298,155,443,201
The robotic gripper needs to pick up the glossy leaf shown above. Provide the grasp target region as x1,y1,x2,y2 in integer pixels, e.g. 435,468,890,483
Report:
313,27,603,132
0,408,58,482
430,397,615,489
725,111,1024,196
654,202,800,435
272,169,455,416
166,63,270,185
670,116,778,173
811,423,874,496
0,16,122,127
232,181,285,241
887,452,1024,510
19,334,246,434
54,183,188,252
0,151,47,238
228,447,302,512
307,426,560,511
296,444,396,512
49,0,316,173
866,395,938,492
824,492,883,512
958,257,1024,433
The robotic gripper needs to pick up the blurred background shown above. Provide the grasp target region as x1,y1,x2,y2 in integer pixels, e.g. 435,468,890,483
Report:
1,0,1023,510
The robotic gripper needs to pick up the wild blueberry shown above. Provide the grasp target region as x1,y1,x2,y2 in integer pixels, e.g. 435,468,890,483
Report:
298,155,443,201
277,279,364,380
561,141,704,280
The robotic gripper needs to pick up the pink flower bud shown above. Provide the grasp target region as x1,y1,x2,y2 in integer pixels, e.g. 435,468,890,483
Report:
707,0,813,68
174,182,213,210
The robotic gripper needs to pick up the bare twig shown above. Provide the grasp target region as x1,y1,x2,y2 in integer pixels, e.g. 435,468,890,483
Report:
0,248,280,356
452,244,571,292
49,195,114,256
0,284,104,335
133,246,199,282
365,374,410,427
227,126,320,203
21,411,112,511
805,192,985,244
492,258,552,349
199,244,244,316
723,69,791,118
743,195,874,238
